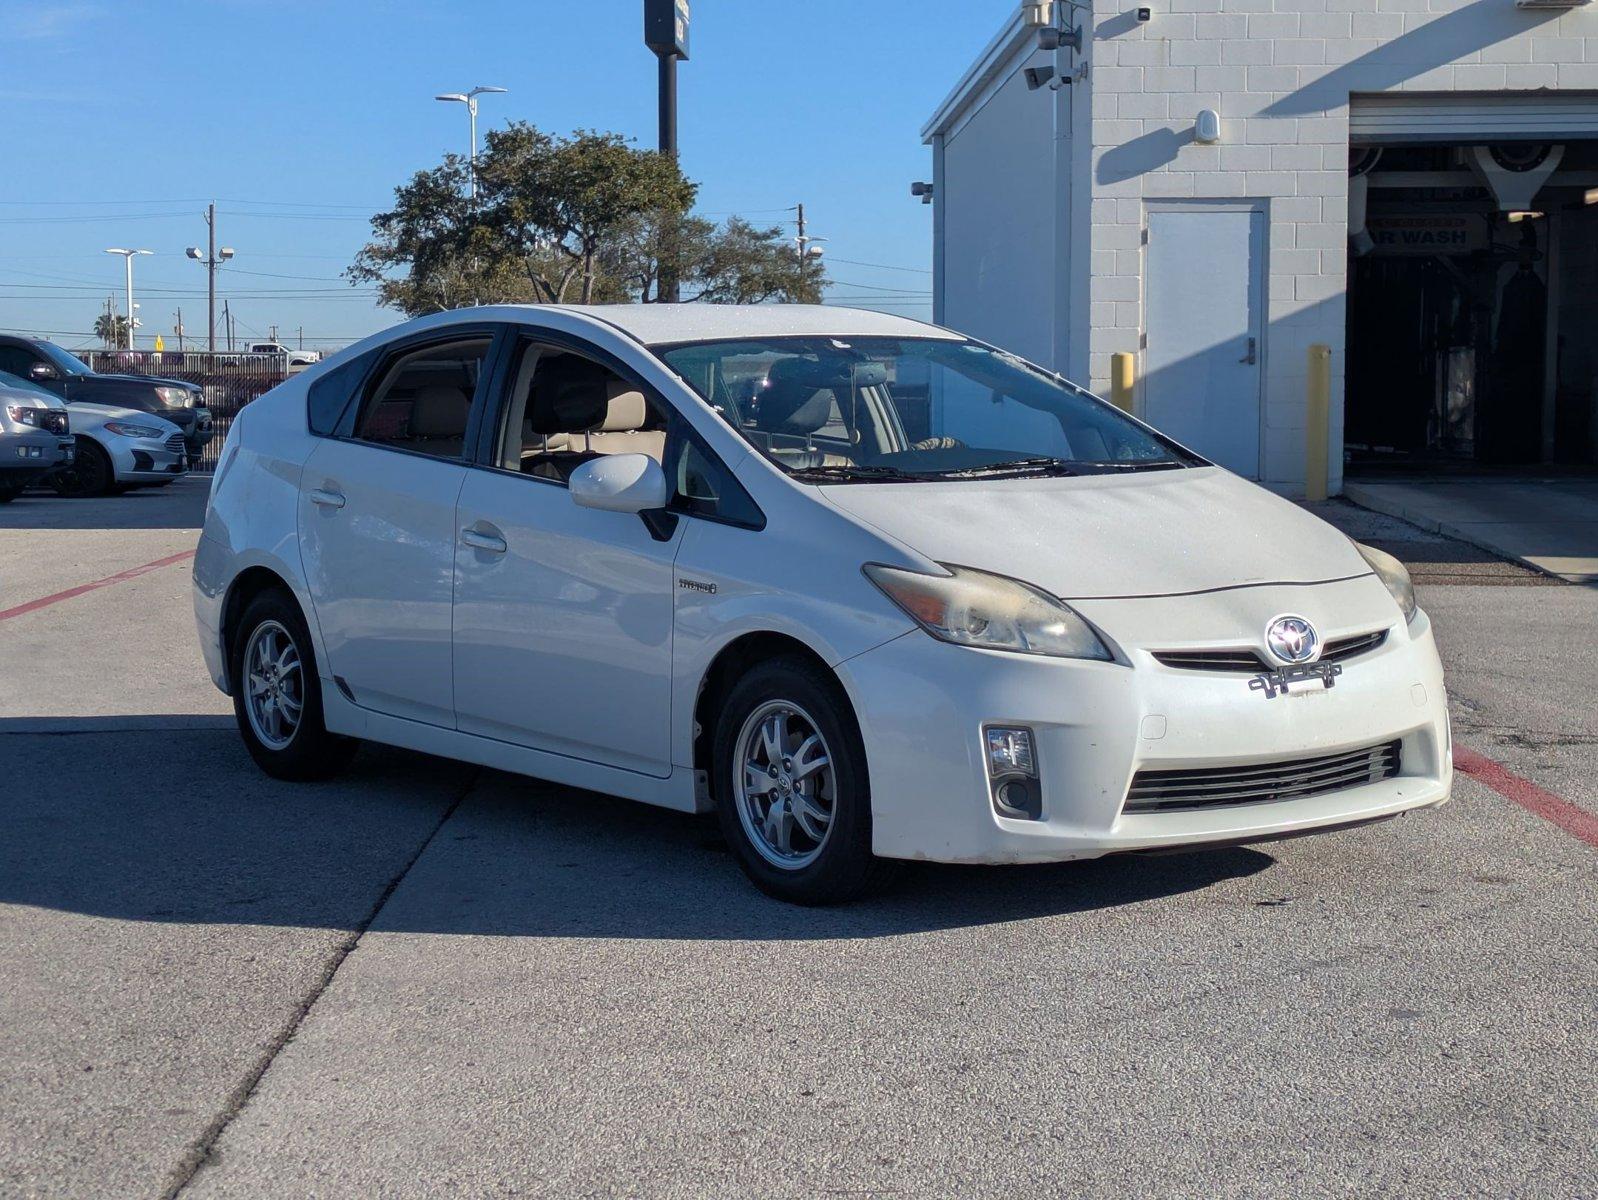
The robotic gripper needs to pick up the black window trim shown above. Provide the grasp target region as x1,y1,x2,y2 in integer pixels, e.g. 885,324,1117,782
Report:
467,323,766,532
324,323,509,467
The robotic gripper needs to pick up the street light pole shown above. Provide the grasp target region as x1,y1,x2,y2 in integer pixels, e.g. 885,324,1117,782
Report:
435,86,508,201
645,0,691,302
104,248,152,349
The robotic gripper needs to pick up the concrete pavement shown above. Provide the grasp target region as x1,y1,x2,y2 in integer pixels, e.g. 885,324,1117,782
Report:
2,478,1594,1198
1344,476,1598,585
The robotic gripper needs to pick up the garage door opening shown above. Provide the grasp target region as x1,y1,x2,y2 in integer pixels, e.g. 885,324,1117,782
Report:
1344,138,1598,473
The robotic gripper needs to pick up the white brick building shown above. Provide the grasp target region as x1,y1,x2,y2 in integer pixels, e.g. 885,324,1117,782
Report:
923,0,1598,494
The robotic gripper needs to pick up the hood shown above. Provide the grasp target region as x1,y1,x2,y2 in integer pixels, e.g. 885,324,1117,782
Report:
0,382,66,410
819,466,1371,600
85,372,201,394
69,400,182,434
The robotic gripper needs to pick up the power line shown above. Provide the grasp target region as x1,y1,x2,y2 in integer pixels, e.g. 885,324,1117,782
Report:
828,257,933,274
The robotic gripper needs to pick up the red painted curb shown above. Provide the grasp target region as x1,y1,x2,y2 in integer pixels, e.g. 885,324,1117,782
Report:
0,549,197,624
1454,743,1598,850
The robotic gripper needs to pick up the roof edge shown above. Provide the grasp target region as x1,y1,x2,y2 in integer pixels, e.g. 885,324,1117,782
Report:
920,9,1034,143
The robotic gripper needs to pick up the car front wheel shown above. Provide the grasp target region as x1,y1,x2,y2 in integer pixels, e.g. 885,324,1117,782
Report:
229,589,357,781
712,655,893,904
52,439,113,497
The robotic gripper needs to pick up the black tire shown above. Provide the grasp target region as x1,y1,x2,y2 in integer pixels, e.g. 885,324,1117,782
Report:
711,654,895,904
0,482,22,504
52,439,113,497
229,588,358,781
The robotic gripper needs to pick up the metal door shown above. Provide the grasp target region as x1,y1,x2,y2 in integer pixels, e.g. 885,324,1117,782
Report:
1143,207,1264,478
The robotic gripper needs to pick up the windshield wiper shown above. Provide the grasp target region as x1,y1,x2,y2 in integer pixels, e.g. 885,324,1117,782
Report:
1070,459,1187,473
787,463,927,483
921,457,1080,479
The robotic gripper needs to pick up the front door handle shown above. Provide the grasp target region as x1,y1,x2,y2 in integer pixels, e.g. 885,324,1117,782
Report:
1239,336,1258,365
309,488,346,509
461,529,507,554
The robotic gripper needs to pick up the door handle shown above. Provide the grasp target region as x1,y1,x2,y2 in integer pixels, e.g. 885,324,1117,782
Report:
309,488,345,509
461,529,507,554
1239,336,1258,365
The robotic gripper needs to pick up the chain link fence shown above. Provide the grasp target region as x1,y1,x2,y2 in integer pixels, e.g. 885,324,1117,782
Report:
72,350,297,471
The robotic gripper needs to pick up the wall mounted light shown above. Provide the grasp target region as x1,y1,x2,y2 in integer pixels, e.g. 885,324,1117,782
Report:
1195,109,1222,144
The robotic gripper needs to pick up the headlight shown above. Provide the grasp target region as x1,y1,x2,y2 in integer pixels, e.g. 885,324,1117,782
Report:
104,421,167,440
155,386,194,408
5,404,43,427
1355,541,1417,623
864,562,1111,660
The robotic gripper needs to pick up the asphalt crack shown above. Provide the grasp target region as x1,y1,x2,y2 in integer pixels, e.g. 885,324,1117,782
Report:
159,765,484,1200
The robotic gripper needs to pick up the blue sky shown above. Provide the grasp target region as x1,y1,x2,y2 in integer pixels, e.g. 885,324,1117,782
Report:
2,0,1010,350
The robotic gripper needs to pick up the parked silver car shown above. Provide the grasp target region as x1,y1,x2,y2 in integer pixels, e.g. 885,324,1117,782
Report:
0,370,187,497
0,377,73,502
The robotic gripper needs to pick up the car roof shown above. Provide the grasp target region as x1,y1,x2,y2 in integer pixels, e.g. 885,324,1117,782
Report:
497,303,959,347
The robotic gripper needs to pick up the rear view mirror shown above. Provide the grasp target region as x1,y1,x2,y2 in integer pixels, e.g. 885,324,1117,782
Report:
568,453,670,515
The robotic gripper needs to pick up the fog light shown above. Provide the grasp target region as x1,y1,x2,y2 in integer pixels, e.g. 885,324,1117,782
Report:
985,725,1042,820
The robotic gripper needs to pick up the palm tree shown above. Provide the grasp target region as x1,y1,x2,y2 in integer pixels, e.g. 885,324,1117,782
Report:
94,312,130,348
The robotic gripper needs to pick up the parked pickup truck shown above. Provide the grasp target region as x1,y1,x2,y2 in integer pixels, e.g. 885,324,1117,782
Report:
0,335,214,458
245,341,321,369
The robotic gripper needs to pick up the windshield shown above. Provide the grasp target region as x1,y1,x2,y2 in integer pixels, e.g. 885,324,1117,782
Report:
35,342,91,377
656,336,1198,482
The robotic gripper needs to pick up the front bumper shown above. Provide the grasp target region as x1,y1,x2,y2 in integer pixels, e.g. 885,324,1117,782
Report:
2,430,70,482
109,436,188,482
840,578,1451,865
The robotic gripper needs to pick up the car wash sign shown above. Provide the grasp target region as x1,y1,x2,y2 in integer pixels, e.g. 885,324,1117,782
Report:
1368,215,1486,256
645,0,690,59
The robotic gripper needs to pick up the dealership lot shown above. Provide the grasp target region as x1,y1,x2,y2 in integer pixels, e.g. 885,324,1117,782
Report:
2,479,1595,1198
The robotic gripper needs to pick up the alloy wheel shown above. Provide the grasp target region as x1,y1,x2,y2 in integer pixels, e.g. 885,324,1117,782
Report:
733,699,837,870
243,619,304,751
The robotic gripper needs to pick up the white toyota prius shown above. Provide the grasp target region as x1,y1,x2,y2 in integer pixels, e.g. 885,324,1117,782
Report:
194,305,1451,903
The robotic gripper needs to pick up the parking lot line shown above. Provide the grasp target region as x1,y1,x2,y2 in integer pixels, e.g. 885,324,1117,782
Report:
1455,743,1598,849
0,549,196,624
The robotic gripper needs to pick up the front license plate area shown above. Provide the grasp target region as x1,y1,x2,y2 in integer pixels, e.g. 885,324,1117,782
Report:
1249,662,1343,700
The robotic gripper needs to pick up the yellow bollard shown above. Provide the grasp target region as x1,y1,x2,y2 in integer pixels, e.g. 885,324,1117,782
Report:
1110,352,1135,414
1306,344,1331,502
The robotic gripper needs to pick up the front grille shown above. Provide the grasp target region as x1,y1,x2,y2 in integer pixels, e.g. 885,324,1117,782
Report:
1153,629,1389,673
42,411,70,435
165,433,186,454
1125,740,1401,813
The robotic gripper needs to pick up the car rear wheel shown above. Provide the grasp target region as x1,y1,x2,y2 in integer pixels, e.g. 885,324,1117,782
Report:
229,589,358,781
52,439,112,497
712,655,893,904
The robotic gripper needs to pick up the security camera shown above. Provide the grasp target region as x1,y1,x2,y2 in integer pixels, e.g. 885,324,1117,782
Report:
1136,6,1152,20
1024,66,1055,90
910,181,934,204
1038,25,1083,51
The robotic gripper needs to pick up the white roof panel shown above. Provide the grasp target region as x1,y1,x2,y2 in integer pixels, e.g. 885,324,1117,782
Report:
543,303,955,345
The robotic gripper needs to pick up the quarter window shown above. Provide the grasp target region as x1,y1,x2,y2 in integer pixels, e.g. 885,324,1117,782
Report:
352,337,492,460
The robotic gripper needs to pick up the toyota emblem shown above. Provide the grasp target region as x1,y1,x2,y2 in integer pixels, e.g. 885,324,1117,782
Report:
1265,615,1320,665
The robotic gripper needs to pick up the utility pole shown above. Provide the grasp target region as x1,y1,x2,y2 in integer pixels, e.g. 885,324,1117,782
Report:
223,301,234,352
269,324,279,344
186,204,235,352
175,309,185,352
297,326,304,350
645,0,690,302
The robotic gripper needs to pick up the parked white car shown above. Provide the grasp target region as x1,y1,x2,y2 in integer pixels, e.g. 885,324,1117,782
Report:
246,341,321,370
0,375,73,502
194,305,1451,903
0,371,191,497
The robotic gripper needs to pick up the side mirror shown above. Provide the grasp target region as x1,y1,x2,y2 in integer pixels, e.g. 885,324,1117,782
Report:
568,453,670,515
29,363,58,382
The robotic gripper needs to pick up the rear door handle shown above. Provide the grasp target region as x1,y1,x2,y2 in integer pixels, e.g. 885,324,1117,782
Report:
309,488,345,509
461,529,507,554
1239,336,1258,365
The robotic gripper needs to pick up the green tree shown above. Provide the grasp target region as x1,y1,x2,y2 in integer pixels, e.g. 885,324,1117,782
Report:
350,124,826,314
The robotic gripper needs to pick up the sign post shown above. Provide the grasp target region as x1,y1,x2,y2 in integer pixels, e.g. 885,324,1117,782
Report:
645,0,690,301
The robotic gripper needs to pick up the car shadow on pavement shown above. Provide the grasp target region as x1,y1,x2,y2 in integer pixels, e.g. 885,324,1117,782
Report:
0,721,1274,940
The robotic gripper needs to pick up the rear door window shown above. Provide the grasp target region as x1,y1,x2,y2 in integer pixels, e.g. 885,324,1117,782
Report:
350,337,492,461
